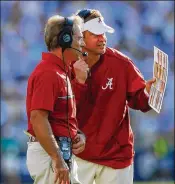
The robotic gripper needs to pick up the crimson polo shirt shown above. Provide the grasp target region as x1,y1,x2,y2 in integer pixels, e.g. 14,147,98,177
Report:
26,52,78,139
72,47,151,169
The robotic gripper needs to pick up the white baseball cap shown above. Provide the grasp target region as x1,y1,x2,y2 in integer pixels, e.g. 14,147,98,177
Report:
82,17,115,35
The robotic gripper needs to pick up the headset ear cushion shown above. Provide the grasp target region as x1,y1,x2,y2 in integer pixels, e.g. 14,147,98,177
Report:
58,27,73,49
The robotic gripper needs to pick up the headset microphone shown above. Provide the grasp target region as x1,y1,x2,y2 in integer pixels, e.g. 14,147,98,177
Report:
70,47,90,76
82,52,88,57
70,47,88,57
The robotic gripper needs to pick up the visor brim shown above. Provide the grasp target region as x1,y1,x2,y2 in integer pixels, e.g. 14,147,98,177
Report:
82,17,115,35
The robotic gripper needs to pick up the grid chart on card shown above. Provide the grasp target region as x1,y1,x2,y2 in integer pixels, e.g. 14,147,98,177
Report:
148,46,168,113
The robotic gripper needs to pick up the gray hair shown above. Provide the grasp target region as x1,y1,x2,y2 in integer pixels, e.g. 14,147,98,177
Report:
44,15,83,51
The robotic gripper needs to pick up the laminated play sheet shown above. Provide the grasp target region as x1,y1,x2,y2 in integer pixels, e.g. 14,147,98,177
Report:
148,46,168,113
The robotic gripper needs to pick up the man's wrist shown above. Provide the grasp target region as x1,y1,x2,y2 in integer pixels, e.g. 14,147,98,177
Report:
51,153,61,161
144,88,149,96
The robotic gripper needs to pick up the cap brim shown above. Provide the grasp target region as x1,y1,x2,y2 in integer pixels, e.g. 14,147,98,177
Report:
89,24,114,35
82,17,115,35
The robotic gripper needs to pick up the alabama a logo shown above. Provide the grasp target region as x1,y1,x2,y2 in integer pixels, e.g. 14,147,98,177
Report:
102,78,113,90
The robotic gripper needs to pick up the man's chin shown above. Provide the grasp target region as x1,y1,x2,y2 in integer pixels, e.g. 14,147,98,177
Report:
98,47,106,55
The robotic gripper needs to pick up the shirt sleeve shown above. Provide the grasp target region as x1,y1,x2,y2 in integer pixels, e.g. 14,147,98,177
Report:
30,71,61,112
127,59,146,92
126,59,151,112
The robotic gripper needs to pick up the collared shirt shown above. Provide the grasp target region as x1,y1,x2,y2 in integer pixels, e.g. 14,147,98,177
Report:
26,52,78,139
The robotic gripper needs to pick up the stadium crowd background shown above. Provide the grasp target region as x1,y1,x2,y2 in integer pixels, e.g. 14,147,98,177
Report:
1,1,174,184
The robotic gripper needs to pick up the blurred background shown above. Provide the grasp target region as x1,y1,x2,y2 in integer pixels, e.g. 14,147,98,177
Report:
0,1,174,184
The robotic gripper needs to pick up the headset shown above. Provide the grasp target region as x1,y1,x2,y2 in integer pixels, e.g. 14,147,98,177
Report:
57,17,73,51
56,18,88,170
57,17,88,57
56,18,74,177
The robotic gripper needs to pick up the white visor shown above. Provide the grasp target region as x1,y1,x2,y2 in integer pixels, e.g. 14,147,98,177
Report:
82,17,114,35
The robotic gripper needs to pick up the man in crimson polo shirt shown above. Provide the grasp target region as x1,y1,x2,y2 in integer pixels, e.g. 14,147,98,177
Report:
70,9,156,184
27,53,78,138
26,14,89,184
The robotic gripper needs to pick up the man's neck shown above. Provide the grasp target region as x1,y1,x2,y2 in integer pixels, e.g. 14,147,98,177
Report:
51,49,72,66
86,54,100,68
51,49,62,60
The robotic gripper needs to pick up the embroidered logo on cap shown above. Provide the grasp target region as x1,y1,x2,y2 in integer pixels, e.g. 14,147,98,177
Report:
98,17,102,23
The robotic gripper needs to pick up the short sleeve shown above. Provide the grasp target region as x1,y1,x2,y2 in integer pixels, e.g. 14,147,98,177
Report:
30,71,61,112
127,59,146,93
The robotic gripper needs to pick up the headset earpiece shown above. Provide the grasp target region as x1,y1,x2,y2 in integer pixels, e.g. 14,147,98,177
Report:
57,18,73,51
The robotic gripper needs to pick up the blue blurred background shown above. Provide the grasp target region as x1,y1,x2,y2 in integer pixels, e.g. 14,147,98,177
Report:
0,1,174,184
